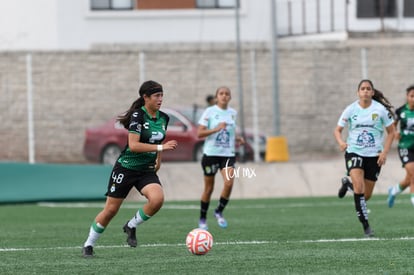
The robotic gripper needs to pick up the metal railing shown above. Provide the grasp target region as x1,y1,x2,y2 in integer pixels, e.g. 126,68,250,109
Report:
277,0,348,37
277,0,414,37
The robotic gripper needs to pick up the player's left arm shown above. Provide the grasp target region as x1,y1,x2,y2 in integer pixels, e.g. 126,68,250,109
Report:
378,122,396,166
155,112,170,172
155,151,161,172
233,111,244,145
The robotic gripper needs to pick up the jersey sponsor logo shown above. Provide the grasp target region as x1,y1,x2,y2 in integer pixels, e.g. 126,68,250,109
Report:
356,130,375,148
407,118,414,130
215,129,230,148
149,131,164,143
355,124,375,129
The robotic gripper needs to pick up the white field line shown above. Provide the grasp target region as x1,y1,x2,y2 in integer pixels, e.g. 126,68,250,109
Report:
1,237,414,253
37,200,388,210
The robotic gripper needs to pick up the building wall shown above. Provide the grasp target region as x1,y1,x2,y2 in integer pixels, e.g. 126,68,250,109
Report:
0,0,269,50
0,0,59,50
2,0,414,51
0,38,411,163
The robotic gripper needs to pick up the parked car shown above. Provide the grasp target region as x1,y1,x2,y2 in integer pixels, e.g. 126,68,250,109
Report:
83,106,266,165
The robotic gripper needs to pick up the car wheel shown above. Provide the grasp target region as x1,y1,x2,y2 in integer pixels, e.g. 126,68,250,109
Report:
193,143,204,162
101,144,122,165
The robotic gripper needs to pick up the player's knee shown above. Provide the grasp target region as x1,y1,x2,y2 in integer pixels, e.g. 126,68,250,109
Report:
204,187,214,196
149,193,164,211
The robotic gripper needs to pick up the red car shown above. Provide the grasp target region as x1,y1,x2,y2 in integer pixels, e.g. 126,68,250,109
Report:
83,106,265,165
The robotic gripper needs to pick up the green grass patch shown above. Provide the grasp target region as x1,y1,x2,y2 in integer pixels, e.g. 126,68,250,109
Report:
1,195,413,274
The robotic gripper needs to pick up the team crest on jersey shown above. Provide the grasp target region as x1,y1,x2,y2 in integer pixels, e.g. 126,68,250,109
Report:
371,113,379,121
356,130,375,148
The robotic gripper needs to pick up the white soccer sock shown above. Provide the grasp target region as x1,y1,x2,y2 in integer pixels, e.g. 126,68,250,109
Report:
128,208,151,228
391,184,402,196
84,222,105,247
410,194,414,207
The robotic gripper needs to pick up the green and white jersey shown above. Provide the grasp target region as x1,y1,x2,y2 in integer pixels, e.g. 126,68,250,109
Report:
198,105,237,157
395,104,414,149
117,106,169,171
337,99,394,157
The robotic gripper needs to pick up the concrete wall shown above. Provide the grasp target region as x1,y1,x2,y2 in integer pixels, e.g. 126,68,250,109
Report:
0,37,411,163
1,153,403,203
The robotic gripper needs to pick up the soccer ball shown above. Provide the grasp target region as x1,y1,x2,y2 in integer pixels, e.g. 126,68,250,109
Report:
186,228,213,255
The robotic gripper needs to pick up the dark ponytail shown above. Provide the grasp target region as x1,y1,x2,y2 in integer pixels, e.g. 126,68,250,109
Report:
373,88,394,116
118,98,144,129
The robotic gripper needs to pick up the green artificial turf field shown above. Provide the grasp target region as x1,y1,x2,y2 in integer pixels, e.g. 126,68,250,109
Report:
1,195,413,274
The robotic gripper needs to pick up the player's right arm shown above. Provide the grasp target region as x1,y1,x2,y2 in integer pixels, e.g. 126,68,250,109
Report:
334,125,347,152
197,123,226,138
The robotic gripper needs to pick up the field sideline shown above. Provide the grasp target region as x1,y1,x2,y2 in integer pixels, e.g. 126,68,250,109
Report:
1,196,413,274
2,236,414,252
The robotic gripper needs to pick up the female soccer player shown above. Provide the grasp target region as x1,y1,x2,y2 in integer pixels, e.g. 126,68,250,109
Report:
334,79,395,237
82,80,178,257
197,86,244,230
387,85,414,207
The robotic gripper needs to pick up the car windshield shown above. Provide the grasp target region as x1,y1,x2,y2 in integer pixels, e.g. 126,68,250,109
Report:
178,105,205,125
